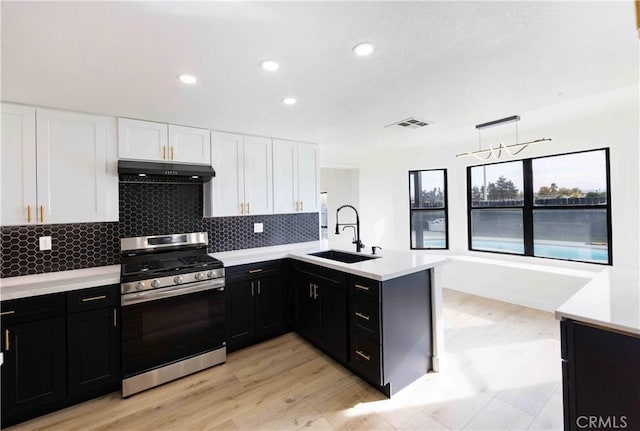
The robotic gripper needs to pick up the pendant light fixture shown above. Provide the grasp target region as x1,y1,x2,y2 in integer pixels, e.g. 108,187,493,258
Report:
456,115,551,160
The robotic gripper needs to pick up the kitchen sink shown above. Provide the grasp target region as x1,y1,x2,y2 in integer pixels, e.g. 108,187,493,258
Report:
307,250,379,264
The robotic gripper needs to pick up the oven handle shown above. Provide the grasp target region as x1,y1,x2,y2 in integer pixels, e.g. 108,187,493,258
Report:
121,278,225,306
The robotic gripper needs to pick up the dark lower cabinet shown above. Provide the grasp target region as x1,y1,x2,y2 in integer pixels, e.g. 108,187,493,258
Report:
348,270,433,397
225,260,286,351
1,294,67,428
67,307,120,402
294,262,347,364
1,285,120,428
561,319,640,431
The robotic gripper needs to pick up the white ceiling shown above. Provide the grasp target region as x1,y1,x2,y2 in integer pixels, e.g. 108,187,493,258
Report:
2,1,638,157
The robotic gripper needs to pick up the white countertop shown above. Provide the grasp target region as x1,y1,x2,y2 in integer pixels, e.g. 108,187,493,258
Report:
211,240,448,281
555,267,640,336
0,265,121,301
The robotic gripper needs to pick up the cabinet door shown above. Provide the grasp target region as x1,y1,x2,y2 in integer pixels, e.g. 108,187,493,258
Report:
168,125,211,165
255,275,283,337
67,308,120,402
36,108,115,223
295,272,321,344
1,317,66,424
243,136,273,215
319,279,347,363
205,132,244,216
297,142,319,213
272,139,298,214
225,281,256,351
117,118,168,162
1,103,37,226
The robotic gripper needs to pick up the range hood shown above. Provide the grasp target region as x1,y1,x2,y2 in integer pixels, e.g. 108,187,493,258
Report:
118,160,215,183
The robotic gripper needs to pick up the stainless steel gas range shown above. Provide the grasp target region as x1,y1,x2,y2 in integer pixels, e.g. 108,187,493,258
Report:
119,232,226,397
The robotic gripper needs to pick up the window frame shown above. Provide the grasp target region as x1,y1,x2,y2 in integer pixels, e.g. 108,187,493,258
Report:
409,168,449,250
466,148,612,265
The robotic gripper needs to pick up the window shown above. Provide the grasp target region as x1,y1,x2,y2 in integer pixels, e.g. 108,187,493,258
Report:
409,169,448,249
467,148,611,264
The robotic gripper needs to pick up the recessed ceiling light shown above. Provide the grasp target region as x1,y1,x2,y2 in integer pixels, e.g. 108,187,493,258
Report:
353,42,374,56
178,74,197,84
260,60,280,72
282,97,297,105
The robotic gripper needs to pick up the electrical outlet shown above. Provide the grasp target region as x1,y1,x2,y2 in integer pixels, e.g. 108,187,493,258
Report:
39,236,52,251
254,223,264,233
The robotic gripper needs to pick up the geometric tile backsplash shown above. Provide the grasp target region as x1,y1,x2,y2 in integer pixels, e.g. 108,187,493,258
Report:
1,182,319,278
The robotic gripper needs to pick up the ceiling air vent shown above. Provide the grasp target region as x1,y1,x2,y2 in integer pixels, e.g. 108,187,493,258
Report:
385,117,431,129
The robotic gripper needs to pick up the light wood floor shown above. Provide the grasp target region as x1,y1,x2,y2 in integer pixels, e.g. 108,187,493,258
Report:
7,289,563,431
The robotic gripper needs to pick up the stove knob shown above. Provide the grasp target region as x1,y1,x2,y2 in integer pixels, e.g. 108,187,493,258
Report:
207,271,215,279
174,275,184,284
151,279,161,288
195,273,205,281
136,281,145,291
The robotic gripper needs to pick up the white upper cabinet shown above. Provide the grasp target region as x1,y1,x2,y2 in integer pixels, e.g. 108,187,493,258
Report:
204,132,273,217
1,103,37,226
118,118,211,165
118,118,168,162
168,125,211,165
273,140,319,213
243,135,273,215
1,104,118,225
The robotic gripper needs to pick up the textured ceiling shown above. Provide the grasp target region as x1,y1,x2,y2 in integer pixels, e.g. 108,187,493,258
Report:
2,1,638,158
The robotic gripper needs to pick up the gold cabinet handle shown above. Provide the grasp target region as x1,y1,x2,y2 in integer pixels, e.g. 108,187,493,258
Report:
113,308,117,328
5,329,9,351
251,281,255,296
171,146,175,160
82,295,107,302
295,201,299,211
301,201,304,211
355,311,370,321
246,202,250,214
257,280,261,295
355,350,371,361
355,284,370,291
248,269,263,274
0,310,16,317
40,205,44,223
27,205,32,223
240,203,244,214
309,283,313,298
162,145,166,160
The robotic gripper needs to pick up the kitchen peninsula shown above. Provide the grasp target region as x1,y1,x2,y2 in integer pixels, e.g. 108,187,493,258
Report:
212,241,448,396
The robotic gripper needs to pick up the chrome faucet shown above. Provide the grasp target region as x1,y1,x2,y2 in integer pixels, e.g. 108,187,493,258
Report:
335,204,364,252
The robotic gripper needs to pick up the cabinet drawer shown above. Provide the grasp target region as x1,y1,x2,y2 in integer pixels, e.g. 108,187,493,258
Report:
349,276,380,302
67,285,120,314
350,332,382,386
226,260,281,283
350,296,381,342
1,293,65,325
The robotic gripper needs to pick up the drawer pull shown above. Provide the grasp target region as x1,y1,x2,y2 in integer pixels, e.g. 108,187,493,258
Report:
248,269,263,274
251,282,255,296
113,308,117,328
355,311,370,321
0,310,16,316
5,329,10,351
257,280,261,295
355,350,371,361
355,284,370,291
81,295,107,302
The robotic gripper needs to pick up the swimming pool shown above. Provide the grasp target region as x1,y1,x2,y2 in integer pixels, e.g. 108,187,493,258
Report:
422,238,608,263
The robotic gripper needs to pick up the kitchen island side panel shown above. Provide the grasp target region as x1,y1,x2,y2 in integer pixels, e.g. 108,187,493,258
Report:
381,269,432,395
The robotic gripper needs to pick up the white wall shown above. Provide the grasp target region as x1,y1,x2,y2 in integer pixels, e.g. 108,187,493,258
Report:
355,85,639,311
320,167,361,250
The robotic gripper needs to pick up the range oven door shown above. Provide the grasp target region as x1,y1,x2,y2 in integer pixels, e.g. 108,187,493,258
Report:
121,281,225,379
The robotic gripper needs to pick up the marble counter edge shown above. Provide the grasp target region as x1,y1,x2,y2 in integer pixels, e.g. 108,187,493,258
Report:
1,265,121,301
555,268,640,336
211,242,449,281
